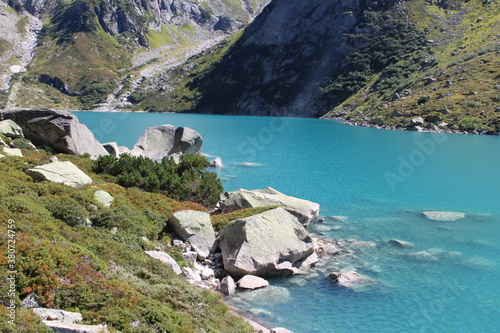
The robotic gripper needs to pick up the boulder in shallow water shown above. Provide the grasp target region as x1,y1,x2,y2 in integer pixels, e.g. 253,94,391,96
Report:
271,328,294,333
422,211,465,222
209,157,223,168
170,126,203,155
236,275,269,290
26,161,92,188
329,271,371,288
218,207,315,276
218,187,320,226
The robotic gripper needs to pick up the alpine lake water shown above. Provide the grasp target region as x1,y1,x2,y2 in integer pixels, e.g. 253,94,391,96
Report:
74,111,499,333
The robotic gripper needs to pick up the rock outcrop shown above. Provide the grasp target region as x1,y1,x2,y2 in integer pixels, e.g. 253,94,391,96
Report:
218,208,316,276
218,187,320,226
26,161,93,188
42,321,108,333
0,109,108,159
169,210,216,260
219,276,236,295
132,125,203,160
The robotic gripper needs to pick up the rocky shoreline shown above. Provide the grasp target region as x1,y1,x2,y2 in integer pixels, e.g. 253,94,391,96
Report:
321,115,500,136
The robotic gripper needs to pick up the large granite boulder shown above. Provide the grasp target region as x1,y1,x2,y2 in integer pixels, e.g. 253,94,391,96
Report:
169,210,216,260
0,119,23,138
236,275,269,290
132,125,203,160
26,161,93,188
170,127,203,155
132,124,176,160
218,187,320,226
218,208,316,276
0,109,108,159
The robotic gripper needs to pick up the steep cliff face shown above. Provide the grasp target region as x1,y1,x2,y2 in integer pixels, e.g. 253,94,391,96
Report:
134,0,498,133
135,0,407,116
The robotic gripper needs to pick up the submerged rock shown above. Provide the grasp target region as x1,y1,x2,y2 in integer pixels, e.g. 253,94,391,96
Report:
329,271,371,288
218,208,315,276
169,210,216,260
1,109,108,159
236,275,269,290
388,239,414,248
26,161,92,188
422,211,466,222
405,251,438,262
218,187,320,226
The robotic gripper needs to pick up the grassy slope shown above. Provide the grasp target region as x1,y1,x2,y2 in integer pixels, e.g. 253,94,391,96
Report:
0,150,253,333
324,0,500,133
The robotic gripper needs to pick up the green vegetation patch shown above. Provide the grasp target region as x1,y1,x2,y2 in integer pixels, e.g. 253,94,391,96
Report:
0,150,252,332
211,206,279,230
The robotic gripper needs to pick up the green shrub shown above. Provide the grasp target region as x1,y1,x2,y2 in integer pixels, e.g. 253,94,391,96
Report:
93,154,223,207
456,116,483,132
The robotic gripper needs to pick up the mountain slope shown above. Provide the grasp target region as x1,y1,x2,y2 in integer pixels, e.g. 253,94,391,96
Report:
0,0,270,109
133,0,499,133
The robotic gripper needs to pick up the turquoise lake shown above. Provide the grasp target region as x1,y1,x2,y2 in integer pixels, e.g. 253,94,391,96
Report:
74,111,500,333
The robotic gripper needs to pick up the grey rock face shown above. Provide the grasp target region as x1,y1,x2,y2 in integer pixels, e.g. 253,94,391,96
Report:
218,208,315,276
132,124,176,160
169,210,216,260
0,119,24,138
102,142,119,157
132,124,203,160
145,251,182,275
0,109,108,159
219,187,320,226
209,157,223,168
219,276,236,295
26,161,93,188
170,127,203,155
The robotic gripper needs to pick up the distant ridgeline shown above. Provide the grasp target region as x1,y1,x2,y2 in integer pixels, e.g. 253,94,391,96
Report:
1,0,498,133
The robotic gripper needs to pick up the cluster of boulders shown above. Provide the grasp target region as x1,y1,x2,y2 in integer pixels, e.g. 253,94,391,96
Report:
0,109,207,162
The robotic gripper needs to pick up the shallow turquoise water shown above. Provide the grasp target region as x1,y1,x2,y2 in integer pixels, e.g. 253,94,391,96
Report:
74,112,500,333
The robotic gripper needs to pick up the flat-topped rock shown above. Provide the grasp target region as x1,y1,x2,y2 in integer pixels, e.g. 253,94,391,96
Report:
2,147,23,157
236,275,269,290
219,187,320,226
422,211,466,222
42,320,108,333
26,161,92,188
32,308,82,324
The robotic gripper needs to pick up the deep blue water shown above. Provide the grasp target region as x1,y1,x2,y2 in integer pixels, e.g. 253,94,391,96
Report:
74,111,500,333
